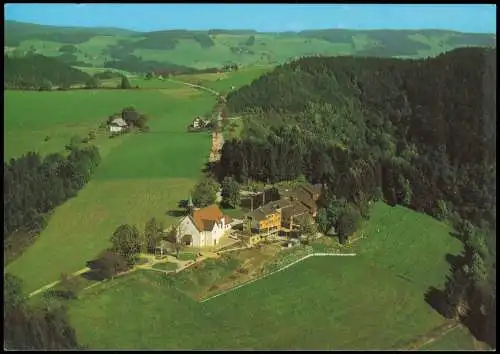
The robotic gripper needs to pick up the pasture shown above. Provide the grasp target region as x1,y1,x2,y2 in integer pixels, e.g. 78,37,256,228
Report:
67,202,466,350
4,87,195,160
5,86,217,293
176,66,272,94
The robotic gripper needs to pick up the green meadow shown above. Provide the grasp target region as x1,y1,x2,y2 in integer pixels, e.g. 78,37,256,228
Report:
67,202,466,350
4,88,199,160
176,66,272,94
5,86,216,293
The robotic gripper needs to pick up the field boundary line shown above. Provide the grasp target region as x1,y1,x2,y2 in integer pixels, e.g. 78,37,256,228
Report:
200,252,356,303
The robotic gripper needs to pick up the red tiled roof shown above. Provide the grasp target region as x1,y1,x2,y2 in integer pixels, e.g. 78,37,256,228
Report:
191,204,225,232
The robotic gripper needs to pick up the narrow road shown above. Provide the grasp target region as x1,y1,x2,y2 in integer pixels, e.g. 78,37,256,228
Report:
28,267,91,298
399,320,460,350
167,78,220,97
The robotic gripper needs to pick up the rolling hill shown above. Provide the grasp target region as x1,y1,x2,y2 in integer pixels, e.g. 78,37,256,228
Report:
4,20,496,71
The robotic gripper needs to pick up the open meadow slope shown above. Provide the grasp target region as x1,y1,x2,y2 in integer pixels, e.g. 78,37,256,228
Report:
4,89,184,160
175,66,273,95
67,202,466,350
5,21,495,71
5,86,217,293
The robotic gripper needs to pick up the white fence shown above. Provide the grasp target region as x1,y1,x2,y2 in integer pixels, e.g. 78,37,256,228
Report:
200,252,356,303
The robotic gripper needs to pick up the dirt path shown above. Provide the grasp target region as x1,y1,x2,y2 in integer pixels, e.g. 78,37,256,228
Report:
168,79,220,97
28,266,91,298
209,111,224,163
399,320,460,350
168,78,224,163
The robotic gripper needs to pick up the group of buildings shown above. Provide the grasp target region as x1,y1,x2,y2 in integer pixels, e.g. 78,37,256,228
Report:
172,183,322,249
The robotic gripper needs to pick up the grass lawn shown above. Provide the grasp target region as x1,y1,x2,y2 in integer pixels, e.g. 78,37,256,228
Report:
5,87,217,293
357,202,462,290
176,66,272,95
221,206,245,219
152,262,178,272
67,202,467,349
177,252,198,262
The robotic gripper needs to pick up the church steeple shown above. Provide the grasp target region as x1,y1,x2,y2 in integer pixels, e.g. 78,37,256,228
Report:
187,194,194,215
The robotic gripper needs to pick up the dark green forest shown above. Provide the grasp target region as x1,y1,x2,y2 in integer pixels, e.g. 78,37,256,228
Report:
4,54,92,89
103,54,196,74
220,47,496,347
4,273,82,349
4,146,101,263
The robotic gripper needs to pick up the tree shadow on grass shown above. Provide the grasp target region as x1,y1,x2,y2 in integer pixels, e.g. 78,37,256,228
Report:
202,161,221,180
83,259,107,281
449,231,463,242
424,284,450,318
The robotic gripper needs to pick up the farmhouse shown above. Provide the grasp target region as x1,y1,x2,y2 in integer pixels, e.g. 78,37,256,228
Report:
191,116,210,129
176,204,232,248
109,117,128,133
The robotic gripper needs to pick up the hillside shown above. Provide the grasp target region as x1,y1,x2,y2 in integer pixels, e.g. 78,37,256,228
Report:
220,46,496,347
4,21,496,70
4,54,92,89
223,47,496,228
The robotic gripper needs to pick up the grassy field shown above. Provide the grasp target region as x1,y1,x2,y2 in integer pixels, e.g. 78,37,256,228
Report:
5,86,217,293
419,326,481,350
67,202,468,349
4,87,201,160
152,262,178,272
175,66,272,94
356,202,462,289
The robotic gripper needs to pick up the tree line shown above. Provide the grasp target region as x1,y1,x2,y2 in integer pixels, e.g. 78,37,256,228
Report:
4,273,82,350
4,54,92,90
4,145,101,263
220,47,496,347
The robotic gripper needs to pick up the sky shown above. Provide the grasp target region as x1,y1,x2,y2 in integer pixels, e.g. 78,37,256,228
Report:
4,4,497,34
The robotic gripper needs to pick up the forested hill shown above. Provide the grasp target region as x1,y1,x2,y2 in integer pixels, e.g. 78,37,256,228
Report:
221,46,497,348
4,54,91,89
223,47,496,228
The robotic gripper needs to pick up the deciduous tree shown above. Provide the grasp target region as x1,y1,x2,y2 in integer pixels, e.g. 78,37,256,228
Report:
192,177,219,208
120,75,132,89
221,176,241,208
110,224,141,265
144,217,163,253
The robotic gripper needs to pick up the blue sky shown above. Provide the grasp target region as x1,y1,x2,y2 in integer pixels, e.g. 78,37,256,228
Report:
4,4,497,33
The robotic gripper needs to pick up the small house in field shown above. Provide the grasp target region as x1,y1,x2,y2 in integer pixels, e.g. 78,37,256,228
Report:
191,116,210,129
109,117,128,133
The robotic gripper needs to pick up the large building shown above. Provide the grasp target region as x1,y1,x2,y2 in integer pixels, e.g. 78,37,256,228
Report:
243,183,322,237
176,204,231,248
